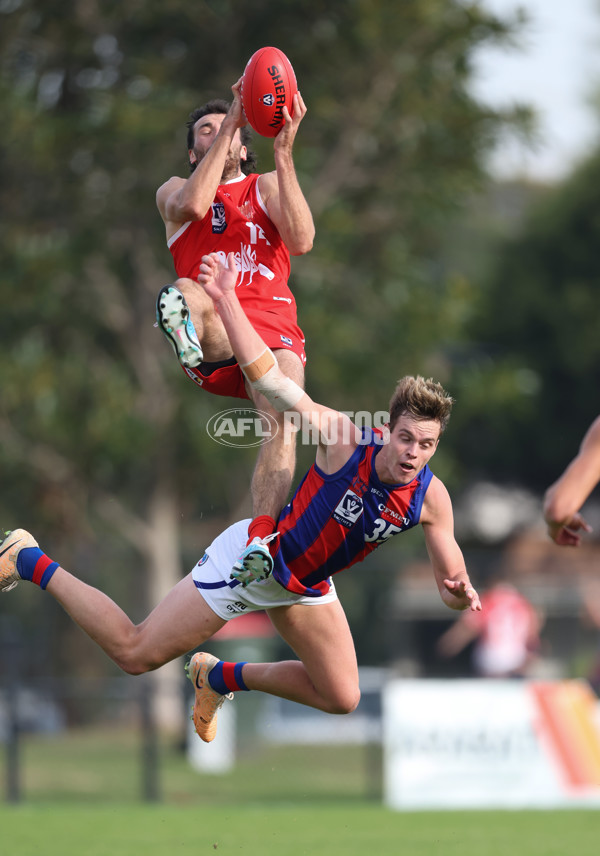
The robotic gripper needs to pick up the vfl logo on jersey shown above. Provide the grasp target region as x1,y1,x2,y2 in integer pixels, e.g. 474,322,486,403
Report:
261,93,275,106
333,489,364,528
211,202,227,234
280,335,293,347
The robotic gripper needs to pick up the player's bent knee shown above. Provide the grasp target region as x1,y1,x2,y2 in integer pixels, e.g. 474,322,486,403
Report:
112,645,161,676
172,277,192,294
175,277,212,307
327,685,361,715
111,652,148,676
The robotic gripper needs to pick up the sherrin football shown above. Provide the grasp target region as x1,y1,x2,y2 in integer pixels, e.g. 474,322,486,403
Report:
241,47,297,137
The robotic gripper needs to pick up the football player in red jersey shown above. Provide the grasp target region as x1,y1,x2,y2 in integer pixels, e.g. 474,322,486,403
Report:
0,254,480,743
544,415,600,546
156,77,314,578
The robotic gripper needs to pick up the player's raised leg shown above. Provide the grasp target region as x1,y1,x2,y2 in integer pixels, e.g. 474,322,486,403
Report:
234,348,304,579
0,529,226,673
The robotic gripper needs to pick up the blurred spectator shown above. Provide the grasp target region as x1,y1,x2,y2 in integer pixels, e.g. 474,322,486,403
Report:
436,577,543,678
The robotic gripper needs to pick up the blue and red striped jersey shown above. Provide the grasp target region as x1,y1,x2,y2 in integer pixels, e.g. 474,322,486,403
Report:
272,428,433,596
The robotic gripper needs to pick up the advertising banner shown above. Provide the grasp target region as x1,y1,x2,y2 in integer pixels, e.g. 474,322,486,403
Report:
383,679,600,809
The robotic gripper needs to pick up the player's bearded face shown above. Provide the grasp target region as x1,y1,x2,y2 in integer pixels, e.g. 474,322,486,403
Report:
222,140,246,179
191,116,246,180
192,138,245,180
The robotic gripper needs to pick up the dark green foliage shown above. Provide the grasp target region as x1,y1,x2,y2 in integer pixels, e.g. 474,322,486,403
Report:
451,153,600,489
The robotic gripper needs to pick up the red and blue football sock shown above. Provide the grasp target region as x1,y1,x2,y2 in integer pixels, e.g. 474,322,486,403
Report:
208,660,249,694
16,547,59,590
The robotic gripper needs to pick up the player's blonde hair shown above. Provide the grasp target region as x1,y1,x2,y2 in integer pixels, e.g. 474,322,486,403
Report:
388,375,454,434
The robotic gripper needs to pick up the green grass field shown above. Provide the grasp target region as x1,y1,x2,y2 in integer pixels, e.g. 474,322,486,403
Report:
1,728,599,855
2,804,599,856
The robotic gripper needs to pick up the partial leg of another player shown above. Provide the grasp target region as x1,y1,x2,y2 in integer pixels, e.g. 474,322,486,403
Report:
247,348,304,518
232,349,304,582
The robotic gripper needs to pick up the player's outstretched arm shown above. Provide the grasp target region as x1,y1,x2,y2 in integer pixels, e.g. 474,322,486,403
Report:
198,251,276,365
421,478,481,612
543,415,600,546
259,92,314,255
197,253,358,462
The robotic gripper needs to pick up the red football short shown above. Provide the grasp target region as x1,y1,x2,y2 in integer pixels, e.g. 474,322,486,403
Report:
182,314,306,400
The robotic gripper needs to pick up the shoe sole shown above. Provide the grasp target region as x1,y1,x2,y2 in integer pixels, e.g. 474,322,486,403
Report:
241,543,274,577
156,286,203,369
186,652,222,743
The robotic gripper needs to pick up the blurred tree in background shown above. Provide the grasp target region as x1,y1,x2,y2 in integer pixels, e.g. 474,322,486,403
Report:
0,0,555,698
449,152,600,491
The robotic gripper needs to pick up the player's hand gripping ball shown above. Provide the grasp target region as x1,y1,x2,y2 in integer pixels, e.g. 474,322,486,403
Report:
241,47,298,137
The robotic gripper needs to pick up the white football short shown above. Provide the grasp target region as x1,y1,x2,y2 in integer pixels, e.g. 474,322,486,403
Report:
191,519,338,621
